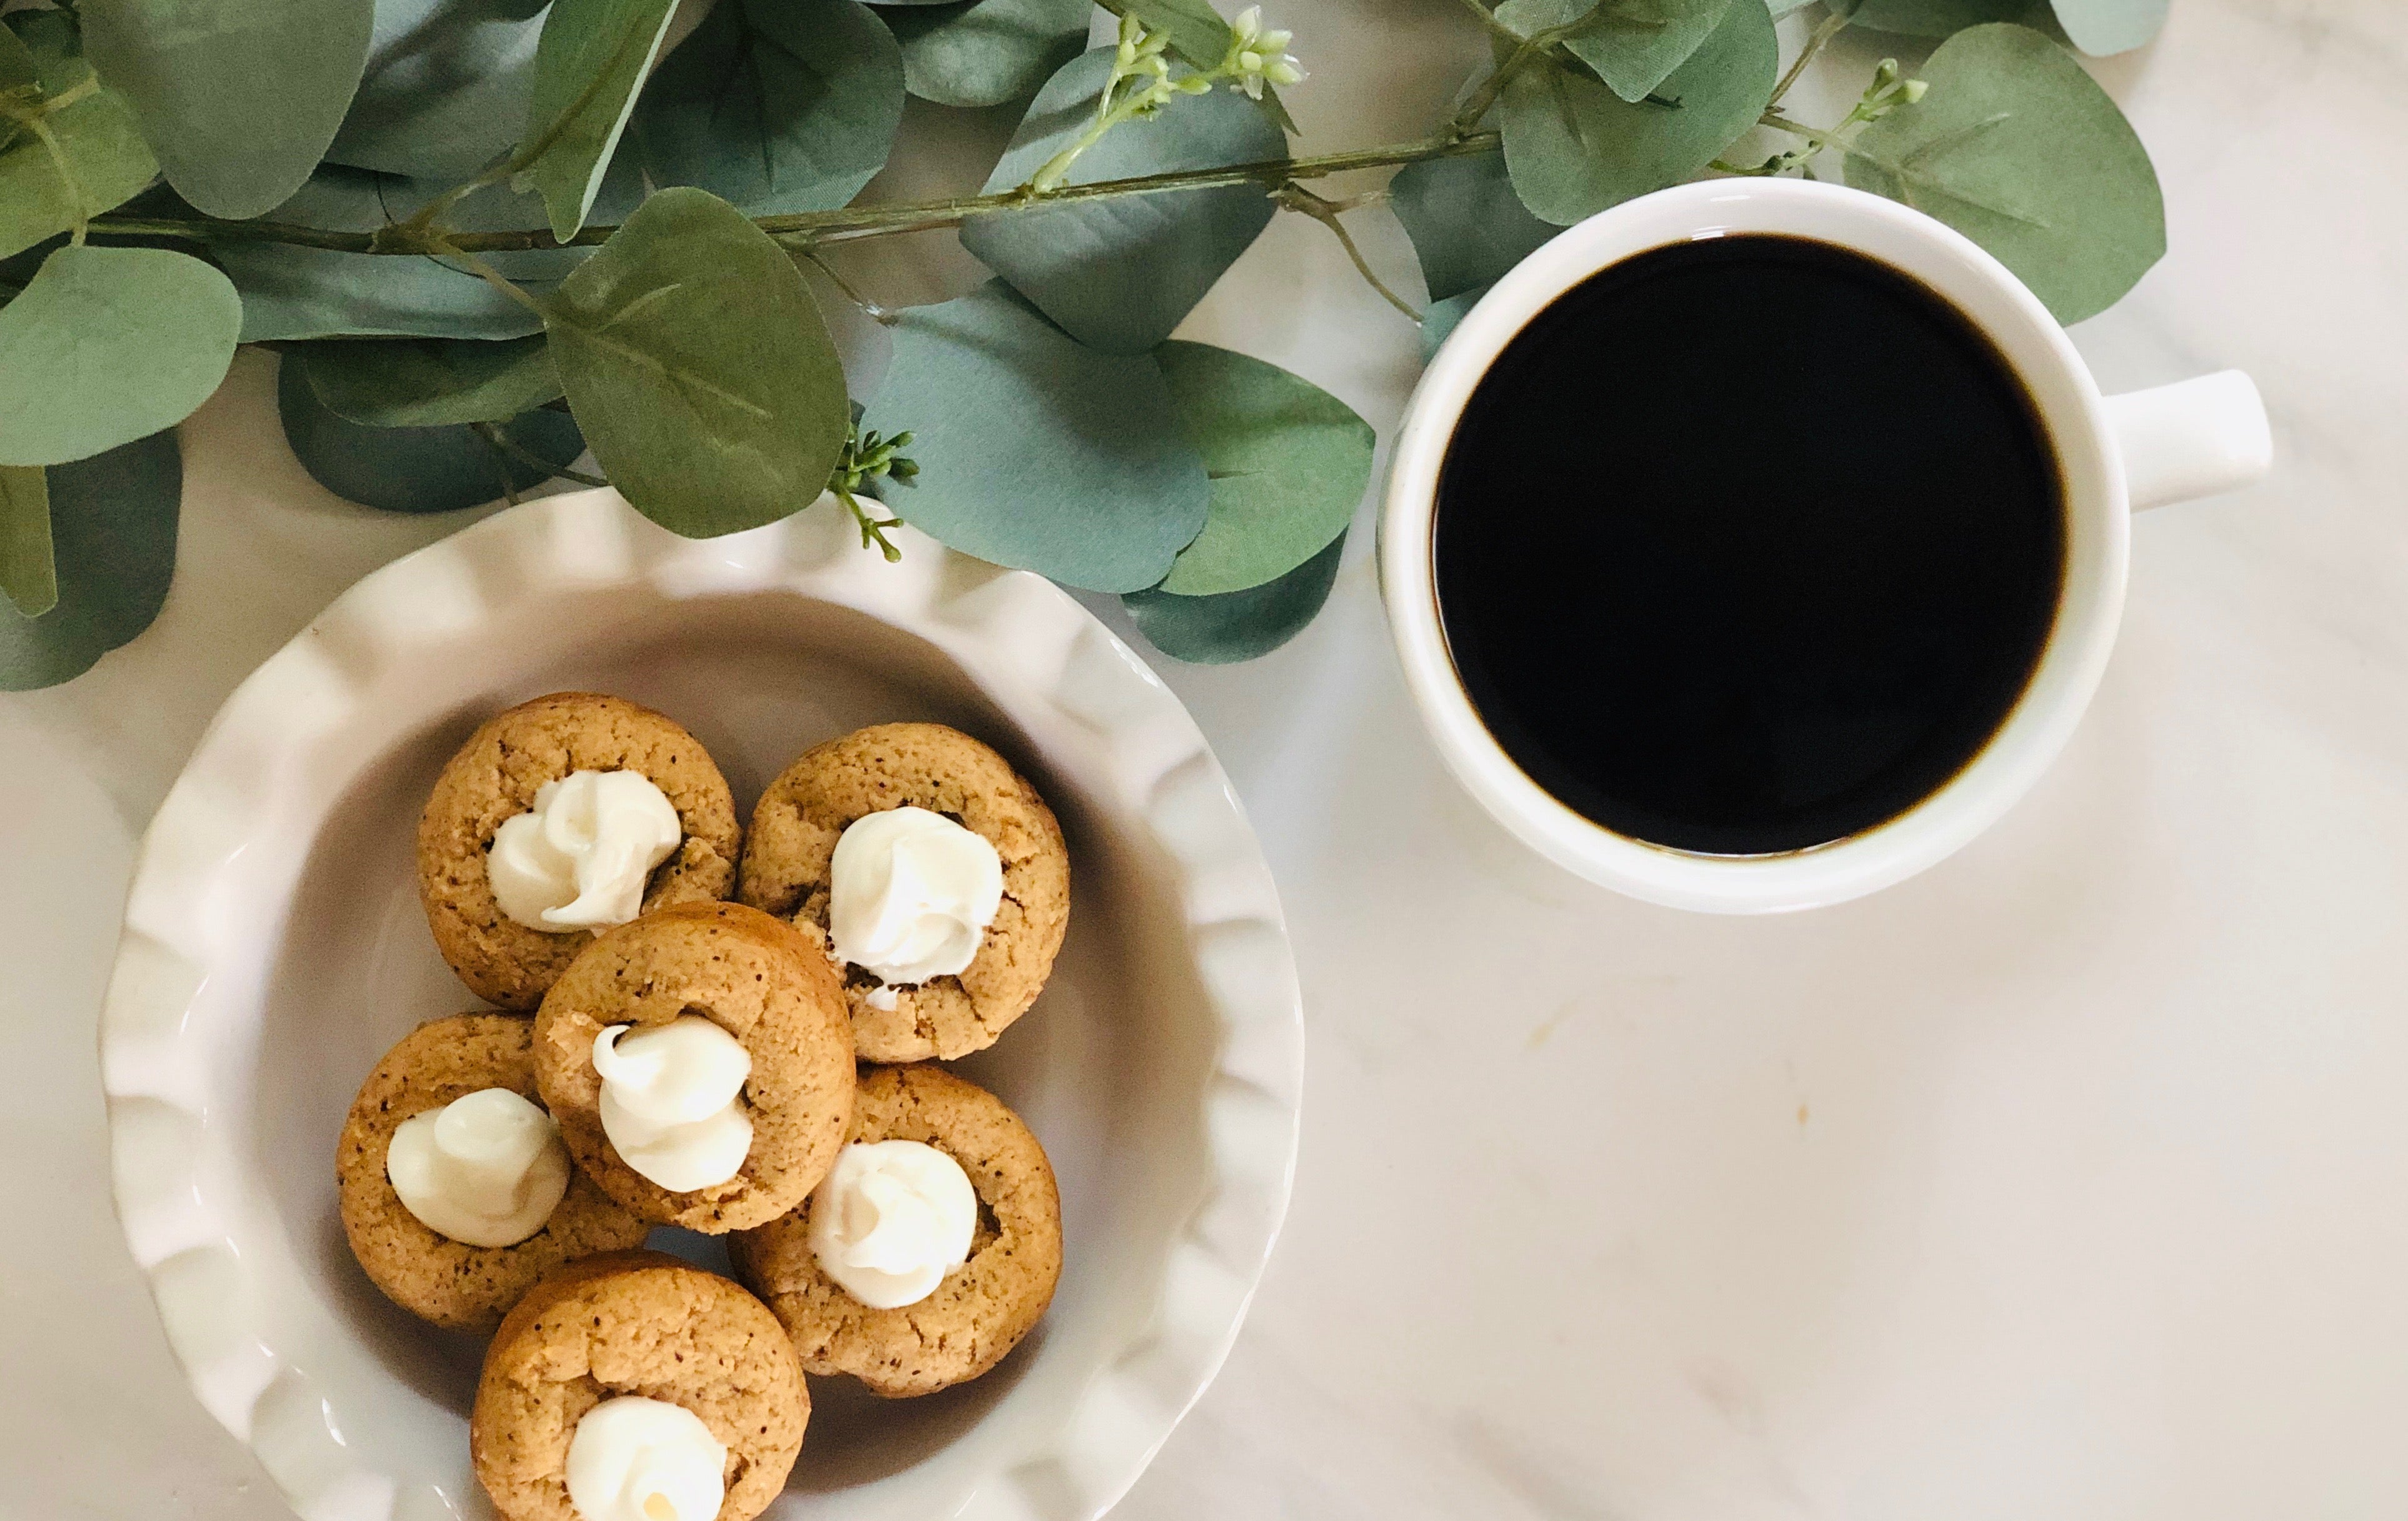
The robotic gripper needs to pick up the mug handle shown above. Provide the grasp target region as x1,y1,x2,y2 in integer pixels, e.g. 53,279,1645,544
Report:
2102,370,2273,512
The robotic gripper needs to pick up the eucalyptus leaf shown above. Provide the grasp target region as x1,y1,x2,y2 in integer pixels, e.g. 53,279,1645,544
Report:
961,46,1284,354
0,246,240,467
1846,22,2162,323
1420,282,1489,361
876,0,1090,109
1390,150,1554,303
1829,0,2042,36
621,0,904,216
2050,0,2166,54
0,429,179,691
1499,0,1774,225
546,186,849,537
327,0,551,180
1494,0,1734,105
864,281,1209,592
81,0,375,218
299,334,562,426
0,22,37,92
1153,341,1371,596
1125,526,1344,663
0,20,161,262
521,0,678,241
277,352,582,512
0,464,56,617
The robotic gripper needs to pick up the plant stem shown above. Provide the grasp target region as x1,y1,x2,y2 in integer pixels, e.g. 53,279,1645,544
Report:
1276,184,1419,319
1450,9,1601,137
1767,9,1851,111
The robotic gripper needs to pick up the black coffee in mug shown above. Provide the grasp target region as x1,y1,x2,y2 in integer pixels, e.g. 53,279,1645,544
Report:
1433,234,2066,856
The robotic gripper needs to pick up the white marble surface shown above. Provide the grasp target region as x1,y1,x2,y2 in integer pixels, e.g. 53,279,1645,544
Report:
6,1,2406,1516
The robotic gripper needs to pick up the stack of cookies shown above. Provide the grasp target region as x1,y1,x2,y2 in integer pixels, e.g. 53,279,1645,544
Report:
336,694,1073,1521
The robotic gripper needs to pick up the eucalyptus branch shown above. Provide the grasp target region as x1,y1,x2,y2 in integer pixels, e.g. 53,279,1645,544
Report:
1767,9,1851,111
1447,0,1530,47
1274,183,1418,319
1451,9,1605,139
828,421,917,562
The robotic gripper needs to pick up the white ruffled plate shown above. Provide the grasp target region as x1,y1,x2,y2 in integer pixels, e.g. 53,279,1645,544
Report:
99,490,1303,1521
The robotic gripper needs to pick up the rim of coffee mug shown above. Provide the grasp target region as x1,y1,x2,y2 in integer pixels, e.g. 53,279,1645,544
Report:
1381,178,2130,914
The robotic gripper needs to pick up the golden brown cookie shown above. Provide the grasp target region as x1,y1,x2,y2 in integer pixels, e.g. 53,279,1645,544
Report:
471,1252,804,1521
419,692,741,1010
729,1064,1062,1397
532,902,854,1234
736,723,1069,1062
337,1014,649,1332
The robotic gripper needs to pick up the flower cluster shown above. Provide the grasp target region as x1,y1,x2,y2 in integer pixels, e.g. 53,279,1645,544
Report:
1221,7,1307,101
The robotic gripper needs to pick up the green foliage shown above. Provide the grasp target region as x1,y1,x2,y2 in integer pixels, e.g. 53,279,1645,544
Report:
0,462,55,617
1499,0,1774,224
546,186,850,537
1830,0,2042,36
961,46,1283,354
299,334,562,426
1152,341,1371,596
277,352,583,512
0,245,239,467
877,0,1091,109
0,14,160,261
1389,150,1554,304
1126,527,1344,663
1109,0,1229,69
1847,23,2164,323
327,0,551,181
1419,282,1489,361
865,281,1210,593
618,0,903,216
1493,0,1734,105
521,0,679,242
0,429,179,691
79,0,375,218
2049,0,2169,54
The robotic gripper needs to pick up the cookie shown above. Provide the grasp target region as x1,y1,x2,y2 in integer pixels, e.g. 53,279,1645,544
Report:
736,723,1069,1062
419,692,741,1010
532,902,854,1233
337,1014,649,1332
471,1252,804,1521
729,1064,1062,1397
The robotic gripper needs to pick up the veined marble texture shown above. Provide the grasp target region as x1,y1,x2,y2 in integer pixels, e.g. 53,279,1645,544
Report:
3,2,2402,1519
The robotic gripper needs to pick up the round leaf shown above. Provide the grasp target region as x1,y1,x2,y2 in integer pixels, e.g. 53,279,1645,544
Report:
1390,150,1556,304
546,186,850,538
299,334,563,426
877,0,1090,109
276,353,584,513
2049,0,2167,54
0,17,159,261
327,0,551,181
1125,527,1346,664
0,429,179,690
1152,341,1372,597
80,0,375,218
1845,22,2164,324
521,0,679,242
1494,0,1736,105
0,246,240,467
864,281,1210,593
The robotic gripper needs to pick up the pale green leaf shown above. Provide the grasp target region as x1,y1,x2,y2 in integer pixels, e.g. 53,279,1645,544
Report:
546,186,849,537
1390,149,1554,303
864,281,1209,592
0,246,239,467
277,353,582,512
2050,0,2166,54
0,429,179,690
876,0,1091,109
1125,527,1345,663
1419,282,1489,361
1846,22,2162,322
1153,341,1372,596
299,334,562,426
327,0,551,181
0,22,161,262
1494,0,1734,105
521,0,679,242
81,0,374,217
962,46,1284,354
0,463,56,617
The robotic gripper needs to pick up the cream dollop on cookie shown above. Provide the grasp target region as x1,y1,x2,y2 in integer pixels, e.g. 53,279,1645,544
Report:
386,1088,570,1248
489,770,682,932
827,806,1002,987
807,1139,976,1309
592,1018,754,1192
564,1395,725,1521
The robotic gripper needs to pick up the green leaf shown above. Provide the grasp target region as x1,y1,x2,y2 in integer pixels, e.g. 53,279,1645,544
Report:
1419,282,1489,361
0,246,239,467
546,186,849,538
1494,0,1734,105
327,0,552,181
875,0,1091,109
2049,0,2166,53
0,429,179,691
1829,0,2041,36
0,23,38,92
299,334,562,426
1125,526,1344,663
1499,0,1774,225
277,352,583,512
80,0,375,218
961,46,1284,354
521,0,679,242
1390,150,1555,303
1846,22,2163,323
0,464,56,617
621,0,903,216
1112,0,1227,67
0,24,161,262
864,281,1209,592
1152,341,1371,596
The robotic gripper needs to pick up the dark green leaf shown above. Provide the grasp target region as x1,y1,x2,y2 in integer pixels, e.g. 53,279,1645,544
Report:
864,281,1209,592
327,0,551,181
1499,0,1774,225
0,429,179,691
0,464,56,617
1153,341,1371,596
0,22,38,92
1390,150,1555,303
81,0,375,218
546,186,849,537
622,0,903,216
961,46,1284,354
1494,0,1734,104
521,0,679,241
2049,0,2166,53
876,0,1091,111
0,246,240,467
1846,22,2162,323
299,334,562,426
1125,526,1344,662
1420,282,1489,361
1829,0,2041,36
0,22,161,261
277,352,583,512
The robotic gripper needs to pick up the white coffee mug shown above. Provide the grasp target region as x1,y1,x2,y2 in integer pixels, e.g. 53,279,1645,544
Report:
1381,177,2272,914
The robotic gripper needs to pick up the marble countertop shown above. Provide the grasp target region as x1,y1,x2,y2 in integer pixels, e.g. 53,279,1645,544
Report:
6,1,2405,1516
